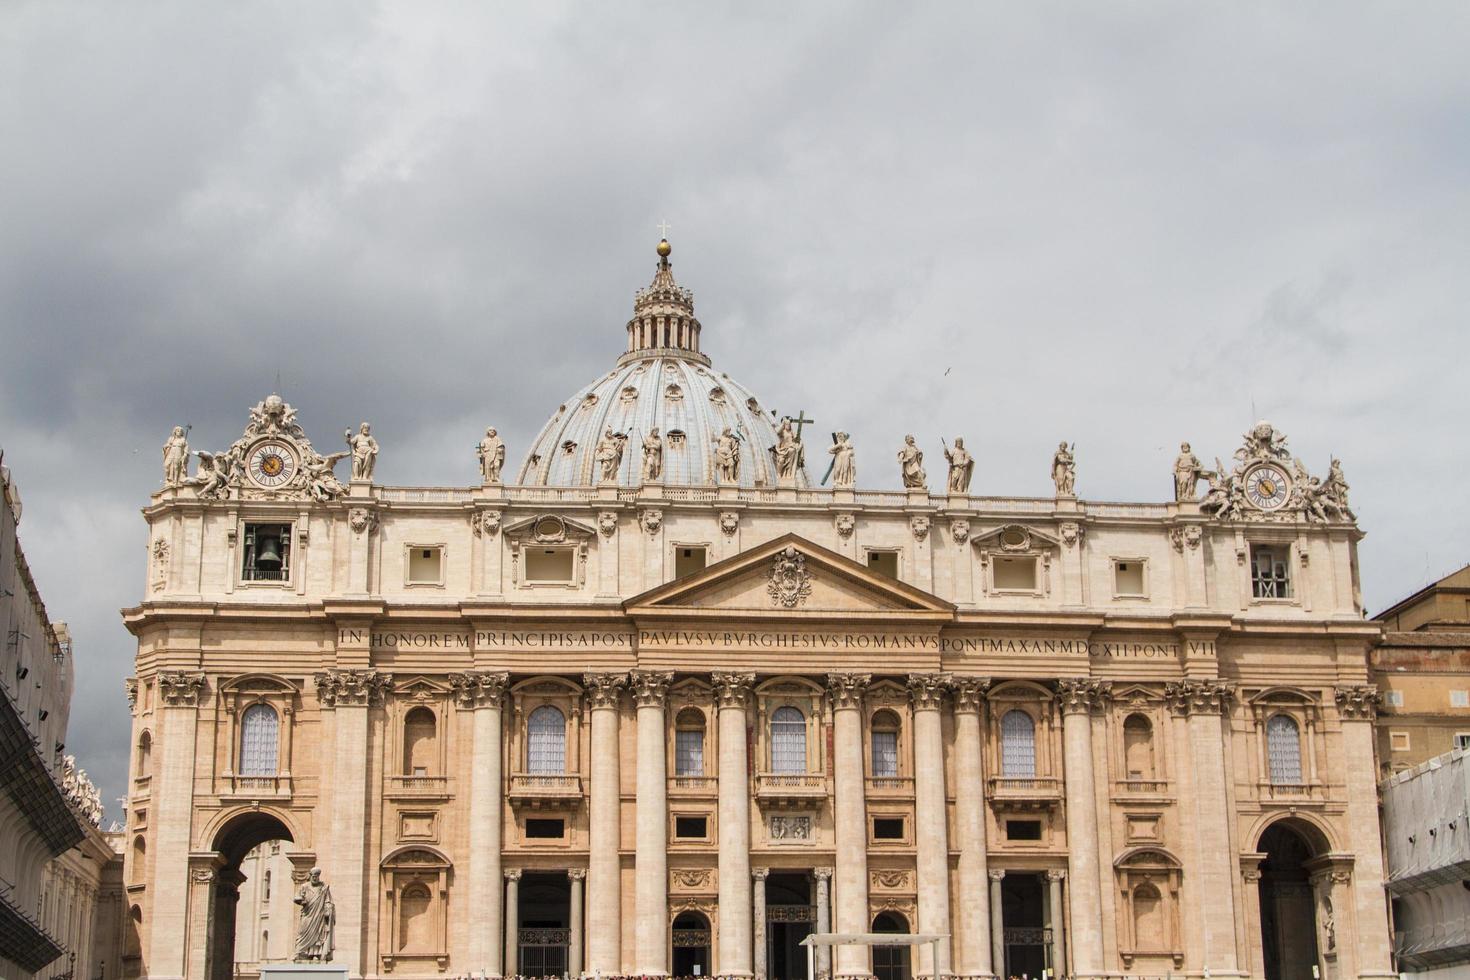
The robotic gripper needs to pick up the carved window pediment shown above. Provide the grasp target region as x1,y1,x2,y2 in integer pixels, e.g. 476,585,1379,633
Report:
503,514,597,545
971,523,1061,552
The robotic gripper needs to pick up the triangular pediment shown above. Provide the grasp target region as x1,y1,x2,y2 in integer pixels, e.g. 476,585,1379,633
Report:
626,533,955,620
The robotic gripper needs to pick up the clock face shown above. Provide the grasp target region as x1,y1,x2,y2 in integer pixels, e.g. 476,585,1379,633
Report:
249,442,296,488
1244,463,1291,510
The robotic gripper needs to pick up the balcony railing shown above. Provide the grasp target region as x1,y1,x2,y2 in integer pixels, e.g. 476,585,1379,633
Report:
508,773,583,808
756,772,827,806
669,775,718,796
865,776,915,798
1116,778,1170,795
987,776,1061,809
1258,780,1322,801
222,774,291,797
386,774,452,799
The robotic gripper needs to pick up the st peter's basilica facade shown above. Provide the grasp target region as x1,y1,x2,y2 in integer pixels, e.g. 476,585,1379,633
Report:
123,240,1390,980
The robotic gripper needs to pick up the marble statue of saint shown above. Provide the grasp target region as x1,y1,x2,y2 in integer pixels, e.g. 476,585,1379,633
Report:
162,426,190,486
477,427,506,483
641,428,664,482
1173,442,1204,501
293,868,335,963
345,423,379,481
1051,442,1076,496
1325,457,1356,521
302,451,349,502
897,436,926,489
189,450,236,500
771,417,804,483
595,428,627,483
944,437,974,494
827,432,856,488
715,427,741,483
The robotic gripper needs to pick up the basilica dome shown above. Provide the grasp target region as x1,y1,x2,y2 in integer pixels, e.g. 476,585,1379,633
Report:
516,241,810,488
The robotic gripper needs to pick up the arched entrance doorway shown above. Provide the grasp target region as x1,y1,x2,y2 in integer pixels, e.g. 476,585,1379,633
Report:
671,910,712,977
871,911,911,980
206,810,295,980
1258,821,1323,980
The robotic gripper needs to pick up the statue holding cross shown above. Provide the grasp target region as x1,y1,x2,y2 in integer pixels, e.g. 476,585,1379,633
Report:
771,414,808,485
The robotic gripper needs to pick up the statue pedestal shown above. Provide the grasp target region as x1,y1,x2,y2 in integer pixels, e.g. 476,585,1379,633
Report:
349,480,373,498
260,966,348,980
906,488,930,505
717,483,739,501
1054,494,1079,513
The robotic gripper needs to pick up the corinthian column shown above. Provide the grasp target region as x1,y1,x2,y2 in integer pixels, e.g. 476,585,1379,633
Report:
504,868,521,977
713,672,755,978
814,867,833,980
908,673,953,977
828,672,871,979
632,670,674,976
1164,679,1240,975
568,867,586,977
451,671,509,976
952,678,994,978
1056,679,1106,976
1335,684,1394,975
150,671,206,980
584,671,628,975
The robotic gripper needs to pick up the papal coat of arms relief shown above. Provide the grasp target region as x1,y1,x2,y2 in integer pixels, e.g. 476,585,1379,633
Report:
767,546,813,609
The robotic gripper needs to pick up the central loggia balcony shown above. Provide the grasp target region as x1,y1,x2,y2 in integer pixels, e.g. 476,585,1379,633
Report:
755,772,828,806
987,775,1062,810
508,772,584,809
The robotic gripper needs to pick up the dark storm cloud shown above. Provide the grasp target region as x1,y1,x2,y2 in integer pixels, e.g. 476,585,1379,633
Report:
2,1,1467,816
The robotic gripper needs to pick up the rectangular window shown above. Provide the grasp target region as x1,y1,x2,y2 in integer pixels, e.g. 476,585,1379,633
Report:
871,731,899,779
407,546,443,585
993,556,1038,592
674,546,707,579
867,550,899,578
674,816,708,839
1113,559,1146,597
1384,690,1405,708
242,523,291,582
525,548,575,583
525,818,565,839
872,817,905,840
1456,733,1470,752
1452,691,1469,708
1006,820,1042,841
1250,545,1292,599
1390,731,1410,752
675,729,704,777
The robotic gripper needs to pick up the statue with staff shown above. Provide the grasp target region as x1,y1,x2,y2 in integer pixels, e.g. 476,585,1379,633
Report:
943,437,974,494
714,426,742,483
477,427,505,484
1052,441,1076,496
162,425,191,486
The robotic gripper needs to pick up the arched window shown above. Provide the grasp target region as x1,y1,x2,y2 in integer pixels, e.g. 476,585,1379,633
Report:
871,710,901,779
238,703,280,776
398,882,432,950
403,707,437,776
136,731,152,779
1267,714,1303,783
130,836,146,885
527,705,567,774
1001,710,1037,778
872,911,911,980
1123,714,1155,780
675,708,706,777
770,706,807,774
1132,882,1164,949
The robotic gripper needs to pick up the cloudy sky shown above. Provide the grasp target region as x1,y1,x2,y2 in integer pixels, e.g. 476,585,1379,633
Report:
3,3,1467,819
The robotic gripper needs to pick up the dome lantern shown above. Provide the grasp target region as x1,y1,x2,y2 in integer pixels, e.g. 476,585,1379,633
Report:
623,237,706,366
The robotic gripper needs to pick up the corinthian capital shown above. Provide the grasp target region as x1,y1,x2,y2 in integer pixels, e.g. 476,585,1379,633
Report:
1163,679,1235,716
315,669,392,707
630,669,675,709
1334,684,1381,721
951,676,992,714
827,672,871,711
711,671,755,709
448,671,510,709
907,673,952,711
1054,678,1111,715
158,671,207,707
582,671,627,709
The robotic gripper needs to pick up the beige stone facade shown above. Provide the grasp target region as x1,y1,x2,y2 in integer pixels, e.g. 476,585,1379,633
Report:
123,243,1395,979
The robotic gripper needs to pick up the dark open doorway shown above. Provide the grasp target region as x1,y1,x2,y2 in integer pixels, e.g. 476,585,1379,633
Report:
1001,872,1049,977
766,872,814,980
517,872,571,977
672,910,712,976
206,811,294,980
1259,822,1322,980
871,911,912,980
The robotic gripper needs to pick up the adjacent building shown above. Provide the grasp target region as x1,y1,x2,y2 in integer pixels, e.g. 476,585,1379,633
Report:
0,452,122,980
1374,567,1470,774
123,240,1393,979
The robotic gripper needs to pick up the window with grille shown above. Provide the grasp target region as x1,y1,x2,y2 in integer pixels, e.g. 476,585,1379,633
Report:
527,706,566,774
675,727,705,777
871,729,899,778
1000,710,1037,778
1266,714,1303,783
1250,545,1292,599
239,703,279,775
770,706,807,774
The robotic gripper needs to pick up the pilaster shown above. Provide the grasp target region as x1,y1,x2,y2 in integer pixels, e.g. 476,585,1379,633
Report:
907,673,952,977
1334,685,1394,977
450,670,509,976
583,671,627,975
713,671,755,978
952,677,994,978
151,671,207,980
632,669,674,976
1056,678,1108,976
828,672,872,979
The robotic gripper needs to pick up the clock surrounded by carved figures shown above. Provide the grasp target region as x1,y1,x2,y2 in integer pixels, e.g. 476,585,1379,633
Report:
1243,463,1291,511
247,441,297,488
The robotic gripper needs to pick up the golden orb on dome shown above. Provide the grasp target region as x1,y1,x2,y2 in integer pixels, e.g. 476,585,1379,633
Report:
656,238,671,257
